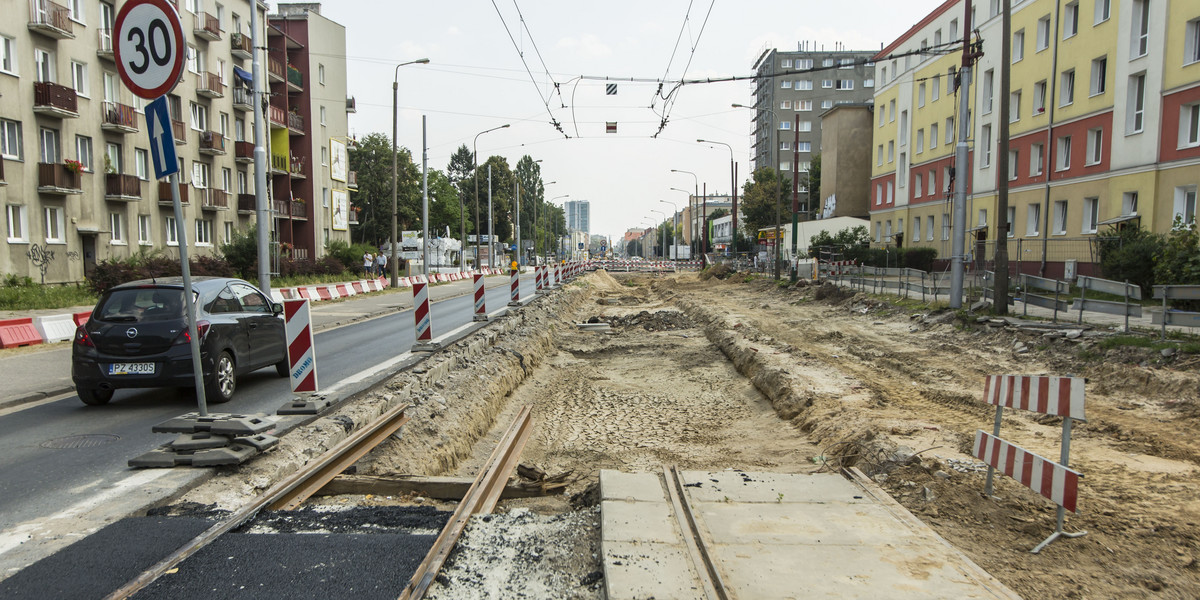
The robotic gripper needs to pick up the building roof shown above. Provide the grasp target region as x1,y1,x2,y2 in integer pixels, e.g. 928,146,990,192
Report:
875,0,960,61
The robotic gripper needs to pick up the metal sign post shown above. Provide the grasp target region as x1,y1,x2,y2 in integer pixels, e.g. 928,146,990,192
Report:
115,0,208,414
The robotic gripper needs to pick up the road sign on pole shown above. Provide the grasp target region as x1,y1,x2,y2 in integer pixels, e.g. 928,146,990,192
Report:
144,97,178,179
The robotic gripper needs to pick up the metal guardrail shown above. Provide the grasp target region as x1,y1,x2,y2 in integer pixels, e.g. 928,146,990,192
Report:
1152,285,1200,337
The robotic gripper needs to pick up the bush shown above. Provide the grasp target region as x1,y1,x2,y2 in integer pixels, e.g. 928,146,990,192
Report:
1098,225,1161,295
901,247,938,272
87,250,237,294
221,225,259,280
325,239,377,273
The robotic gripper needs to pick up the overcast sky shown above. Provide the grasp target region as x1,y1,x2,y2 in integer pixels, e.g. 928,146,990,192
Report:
313,1,947,240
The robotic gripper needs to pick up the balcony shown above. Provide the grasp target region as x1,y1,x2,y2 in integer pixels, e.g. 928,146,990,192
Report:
199,131,226,155
158,181,188,204
196,72,224,98
97,28,114,61
286,64,303,91
346,96,356,113
268,105,286,129
194,12,221,41
272,199,289,215
33,81,79,118
37,163,82,195
235,141,254,163
291,201,307,220
271,153,287,174
349,208,360,225
347,171,358,190
28,0,74,39
267,56,285,83
104,173,141,201
231,32,252,59
287,111,304,134
101,101,138,133
232,86,252,111
172,119,187,145
289,155,306,178
237,193,255,214
202,189,229,211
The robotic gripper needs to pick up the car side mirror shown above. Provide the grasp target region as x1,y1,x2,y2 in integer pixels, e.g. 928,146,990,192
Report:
272,302,284,316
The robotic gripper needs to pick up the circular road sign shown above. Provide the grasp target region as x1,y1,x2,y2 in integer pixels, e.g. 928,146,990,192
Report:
113,0,186,99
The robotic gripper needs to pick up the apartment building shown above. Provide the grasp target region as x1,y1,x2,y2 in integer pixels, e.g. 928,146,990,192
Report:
871,0,1200,278
750,45,877,190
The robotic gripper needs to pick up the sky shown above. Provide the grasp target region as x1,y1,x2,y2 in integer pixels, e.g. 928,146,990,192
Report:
313,0,948,241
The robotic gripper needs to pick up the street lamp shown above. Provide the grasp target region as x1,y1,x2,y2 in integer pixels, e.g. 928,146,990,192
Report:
650,209,668,261
670,169,699,256
640,219,655,259
733,103,783,280
472,124,510,271
391,57,430,287
696,139,736,258
659,199,678,261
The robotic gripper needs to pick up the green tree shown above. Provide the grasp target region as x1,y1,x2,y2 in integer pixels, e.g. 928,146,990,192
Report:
426,169,464,238
446,144,475,192
460,156,515,246
347,132,421,246
739,167,791,241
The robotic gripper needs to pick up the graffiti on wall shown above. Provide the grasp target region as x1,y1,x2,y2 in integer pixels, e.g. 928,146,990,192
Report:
26,244,56,283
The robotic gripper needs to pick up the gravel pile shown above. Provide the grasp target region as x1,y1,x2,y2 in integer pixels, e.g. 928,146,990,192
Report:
601,310,693,332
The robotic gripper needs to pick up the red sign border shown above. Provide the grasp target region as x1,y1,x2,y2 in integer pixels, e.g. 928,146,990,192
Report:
113,0,187,99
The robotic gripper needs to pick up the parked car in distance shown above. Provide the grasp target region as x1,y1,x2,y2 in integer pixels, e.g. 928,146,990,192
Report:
72,277,288,406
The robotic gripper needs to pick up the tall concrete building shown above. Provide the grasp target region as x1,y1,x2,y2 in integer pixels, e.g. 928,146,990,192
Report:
750,44,878,196
564,199,590,237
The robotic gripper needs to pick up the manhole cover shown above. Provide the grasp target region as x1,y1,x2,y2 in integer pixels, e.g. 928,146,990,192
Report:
41,434,122,449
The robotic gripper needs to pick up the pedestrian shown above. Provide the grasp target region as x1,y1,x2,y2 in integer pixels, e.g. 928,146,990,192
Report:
375,251,388,277
363,250,374,277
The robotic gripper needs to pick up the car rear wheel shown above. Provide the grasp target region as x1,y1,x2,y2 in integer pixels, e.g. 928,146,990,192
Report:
78,387,114,406
205,351,236,404
275,357,289,378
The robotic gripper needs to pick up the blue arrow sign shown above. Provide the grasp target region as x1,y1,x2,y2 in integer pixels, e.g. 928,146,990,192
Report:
144,96,178,180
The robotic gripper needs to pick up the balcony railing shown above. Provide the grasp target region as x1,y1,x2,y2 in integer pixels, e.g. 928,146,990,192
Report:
203,189,229,210
346,96,356,113
37,163,82,194
287,111,304,133
197,72,224,98
268,104,286,128
28,0,74,39
232,85,252,110
237,193,255,214
347,171,358,189
171,119,187,145
33,81,79,118
289,155,306,177
272,199,289,215
97,28,114,60
235,140,254,162
158,181,188,204
199,131,226,155
267,56,285,82
291,201,307,219
231,32,252,59
271,154,288,173
105,173,141,200
349,208,360,224
194,12,221,41
101,101,138,133
286,64,303,90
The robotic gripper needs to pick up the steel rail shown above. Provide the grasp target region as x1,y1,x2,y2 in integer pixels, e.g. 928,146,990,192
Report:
663,465,730,600
104,403,413,600
399,404,534,600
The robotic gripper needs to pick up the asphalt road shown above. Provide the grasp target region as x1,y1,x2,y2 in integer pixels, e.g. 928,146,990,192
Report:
0,273,545,580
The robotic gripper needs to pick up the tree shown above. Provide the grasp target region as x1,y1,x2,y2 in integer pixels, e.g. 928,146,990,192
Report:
347,132,421,247
459,156,515,245
446,145,474,192
514,156,544,250
803,153,821,212
739,167,790,240
426,169,464,237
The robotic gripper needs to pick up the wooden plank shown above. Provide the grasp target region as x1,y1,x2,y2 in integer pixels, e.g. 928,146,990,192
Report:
318,474,567,499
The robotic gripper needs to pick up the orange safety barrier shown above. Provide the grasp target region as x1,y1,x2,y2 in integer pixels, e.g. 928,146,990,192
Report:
0,317,44,349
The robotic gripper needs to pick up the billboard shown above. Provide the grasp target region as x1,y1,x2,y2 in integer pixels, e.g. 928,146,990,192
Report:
331,189,349,231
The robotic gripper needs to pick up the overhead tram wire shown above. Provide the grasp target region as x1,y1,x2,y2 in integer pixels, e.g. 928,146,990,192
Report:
513,0,567,109
651,0,717,137
491,0,569,137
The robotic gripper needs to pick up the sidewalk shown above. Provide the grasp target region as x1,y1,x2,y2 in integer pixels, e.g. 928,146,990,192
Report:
0,274,512,410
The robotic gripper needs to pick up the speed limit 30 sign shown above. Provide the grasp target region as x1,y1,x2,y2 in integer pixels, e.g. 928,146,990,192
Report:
113,0,186,99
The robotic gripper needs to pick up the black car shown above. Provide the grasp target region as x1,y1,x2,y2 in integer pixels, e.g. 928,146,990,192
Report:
72,277,288,406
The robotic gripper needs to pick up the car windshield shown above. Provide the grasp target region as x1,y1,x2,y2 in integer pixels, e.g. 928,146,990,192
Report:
96,288,187,323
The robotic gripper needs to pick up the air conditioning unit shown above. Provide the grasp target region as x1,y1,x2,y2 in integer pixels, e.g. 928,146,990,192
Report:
1064,259,1078,281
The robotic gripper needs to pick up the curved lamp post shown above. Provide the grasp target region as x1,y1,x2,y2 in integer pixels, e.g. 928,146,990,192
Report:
733,103,783,280
391,57,429,286
670,169,698,255
696,139,736,258
471,123,509,271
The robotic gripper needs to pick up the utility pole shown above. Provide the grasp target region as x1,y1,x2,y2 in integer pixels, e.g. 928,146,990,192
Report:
949,0,978,309
513,180,522,267
250,1,269,295
996,0,1012,314
421,116,429,278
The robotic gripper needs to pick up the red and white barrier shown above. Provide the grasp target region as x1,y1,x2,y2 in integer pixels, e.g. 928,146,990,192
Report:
983,375,1086,419
973,431,1081,513
473,273,488,321
284,299,318,393
0,318,43,349
412,281,438,351
34,314,76,344
508,267,521,306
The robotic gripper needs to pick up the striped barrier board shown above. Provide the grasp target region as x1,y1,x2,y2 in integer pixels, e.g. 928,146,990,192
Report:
296,287,311,299
284,299,318,393
973,430,1081,513
336,284,351,297
279,288,294,299
0,318,43,349
983,375,1086,420
352,281,365,294
413,282,432,342
473,273,488,321
508,268,521,306
316,286,334,301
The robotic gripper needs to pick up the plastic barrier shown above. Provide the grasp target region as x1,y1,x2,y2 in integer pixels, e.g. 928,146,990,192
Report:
508,267,521,306
411,281,440,352
316,286,334,301
34,314,76,343
284,299,317,393
0,318,43,349
473,273,488,321
352,281,365,294
73,311,92,327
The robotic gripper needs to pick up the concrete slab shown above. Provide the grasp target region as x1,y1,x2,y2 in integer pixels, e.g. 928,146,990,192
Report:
603,540,704,600
680,470,873,504
600,470,666,503
601,500,680,545
693,501,916,546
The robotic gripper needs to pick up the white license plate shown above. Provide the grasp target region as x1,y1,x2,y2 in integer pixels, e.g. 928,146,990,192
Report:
108,362,156,375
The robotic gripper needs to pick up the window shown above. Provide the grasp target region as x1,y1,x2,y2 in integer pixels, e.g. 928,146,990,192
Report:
1187,19,1200,65
821,100,833,109
779,121,792,131
875,222,882,242
796,141,811,152
1013,29,1025,62
1037,15,1051,51
913,216,922,241
989,0,1001,18
797,80,812,90
1175,186,1198,225
165,216,178,246
915,174,923,198
1053,201,1068,234
899,111,908,146
1128,73,1146,134
927,215,935,241
105,142,121,174
864,78,875,88
1123,191,1139,215
6,205,27,242
1007,207,1017,237
877,145,884,166
221,167,231,192
982,69,994,113
840,58,853,69
928,170,936,196
781,80,792,89
318,63,325,85
192,161,210,188
40,127,60,163
947,66,956,94
1009,150,1019,180
1090,57,1107,96
935,29,943,46
322,187,330,207
916,129,925,153
138,214,152,245
981,125,992,167
1094,0,1111,24
1132,0,1149,57
918,83,926,107
796,100,812,111
1083,197,1099,233
932,75,940,100
1010,90,1021,121
190,102,208,131
875,184,883,206
930,123,939,149
321,146,328,166
898,154,907,187
219,113,228,138
1086,128,1104,164
110,212,125,245
186,44,200,74
75,135,93,172
224,222,232,244
103,71,118,102
945,117,955,144
45,206,65,243
835,79,854,90
779,161,791,172
823,58,834,67
35,49,55,82
70,61,88,97
135,148,148,180
1057,136,1072,170
889,99,895,122
887,140,894,162
1033,80,1047,113
1181,103,1200,148
881,66,887,83
0,119,22,160
1064,2,1079,39
0,35,15,75
951,18,959,40
879,105,885,127
1031,142,1045,175
822,79,834,89
235,117,245,141
1060,70,1075,106
887,181,894,204
196,219,213,246
779,58,792,69
797,59,813,69
943,213,951,240
237,170,247,193
979,209,989,227
66,0,84,23
798,121,812,132
1027,204,1041,236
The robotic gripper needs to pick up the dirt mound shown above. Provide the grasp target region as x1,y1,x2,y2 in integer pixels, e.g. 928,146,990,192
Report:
602,310,693,331
812,282,854,303
699,264,733,280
